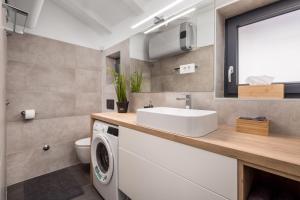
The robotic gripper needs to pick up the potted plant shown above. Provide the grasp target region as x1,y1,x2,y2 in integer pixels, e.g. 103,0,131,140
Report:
130,71,143,93
112,70,129,113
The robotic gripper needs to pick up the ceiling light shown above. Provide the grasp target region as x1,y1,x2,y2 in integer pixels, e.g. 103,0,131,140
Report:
131,0,184,29
144,7,196,34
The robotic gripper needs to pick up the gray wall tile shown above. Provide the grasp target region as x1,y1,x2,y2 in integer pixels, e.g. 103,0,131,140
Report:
7,34,43,64
27,65,76,93
129,92,300,136
6,61,30,91
0,3,7,198
151,45,214,92
6,116,90,155
75,46,102,70
130,59,152,93
6,115,90,185
101,40,130,112
6,91,76,121
35,38,66,67
6,141,79,186
75,93,101,115
75,69,101,93
6,33,101,186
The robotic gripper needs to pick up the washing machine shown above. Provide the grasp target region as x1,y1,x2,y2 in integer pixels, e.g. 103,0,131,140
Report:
91,120,119,200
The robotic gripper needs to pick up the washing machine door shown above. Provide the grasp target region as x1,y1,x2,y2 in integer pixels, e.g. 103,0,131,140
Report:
91,134,114,184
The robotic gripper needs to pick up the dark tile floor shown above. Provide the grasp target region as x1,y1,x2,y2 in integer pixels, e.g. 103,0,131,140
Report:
7,164,103,200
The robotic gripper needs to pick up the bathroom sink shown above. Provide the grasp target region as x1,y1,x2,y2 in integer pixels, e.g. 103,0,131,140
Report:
137,107,218,137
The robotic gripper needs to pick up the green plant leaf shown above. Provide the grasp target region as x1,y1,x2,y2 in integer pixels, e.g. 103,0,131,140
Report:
112,69,127,102
130,71,143,93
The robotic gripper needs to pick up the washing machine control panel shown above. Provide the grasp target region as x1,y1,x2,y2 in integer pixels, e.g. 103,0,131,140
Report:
93,121,107,134
93,120,118,137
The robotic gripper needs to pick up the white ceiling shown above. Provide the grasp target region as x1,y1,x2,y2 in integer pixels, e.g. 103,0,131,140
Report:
6,0,214,49
74,0,142,25
50,0,158,34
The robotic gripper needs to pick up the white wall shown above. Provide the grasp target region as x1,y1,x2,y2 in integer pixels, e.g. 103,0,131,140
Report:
195,6,214,47
215,0,236,8
129,33,149,60
26,0,104,49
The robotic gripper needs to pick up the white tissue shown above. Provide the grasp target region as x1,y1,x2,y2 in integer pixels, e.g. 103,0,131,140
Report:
23,109,35,120
245,75,274,85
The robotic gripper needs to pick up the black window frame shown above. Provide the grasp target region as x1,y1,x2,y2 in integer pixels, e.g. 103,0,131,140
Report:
225,0,300,98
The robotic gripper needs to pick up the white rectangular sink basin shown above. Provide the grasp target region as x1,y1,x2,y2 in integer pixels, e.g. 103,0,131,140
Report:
137,107,218,137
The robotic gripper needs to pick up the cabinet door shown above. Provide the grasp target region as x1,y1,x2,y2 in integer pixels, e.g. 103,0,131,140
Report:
119,148,227,200
119,126,237,200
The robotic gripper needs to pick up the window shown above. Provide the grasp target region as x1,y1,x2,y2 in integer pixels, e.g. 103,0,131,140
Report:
225,0,300,97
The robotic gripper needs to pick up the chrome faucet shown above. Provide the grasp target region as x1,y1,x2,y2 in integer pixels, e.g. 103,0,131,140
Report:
176,94,191,109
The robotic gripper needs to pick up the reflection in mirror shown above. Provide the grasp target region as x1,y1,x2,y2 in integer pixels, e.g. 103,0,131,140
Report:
129,0,215,93
106,51,121,84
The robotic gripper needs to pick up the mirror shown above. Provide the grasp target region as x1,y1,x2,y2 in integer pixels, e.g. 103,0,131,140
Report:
106,51,121,84
129,0,215,93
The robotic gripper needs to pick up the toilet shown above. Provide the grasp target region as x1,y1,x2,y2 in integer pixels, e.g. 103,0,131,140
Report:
75,137,91,164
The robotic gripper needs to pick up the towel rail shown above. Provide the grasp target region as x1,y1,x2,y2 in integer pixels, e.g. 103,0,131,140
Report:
2,2,28,34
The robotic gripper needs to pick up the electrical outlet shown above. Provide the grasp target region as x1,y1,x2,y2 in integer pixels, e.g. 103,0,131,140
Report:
179,63,196,74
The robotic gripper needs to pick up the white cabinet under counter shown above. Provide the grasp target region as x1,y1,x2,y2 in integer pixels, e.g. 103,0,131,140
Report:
119,126,237,200
92,113,300,200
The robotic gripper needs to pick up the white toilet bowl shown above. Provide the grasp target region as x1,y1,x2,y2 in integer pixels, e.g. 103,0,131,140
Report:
75,137,91,164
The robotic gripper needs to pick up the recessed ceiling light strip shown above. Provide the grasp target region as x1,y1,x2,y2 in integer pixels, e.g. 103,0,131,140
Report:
144,7,196,34
131,0,184,29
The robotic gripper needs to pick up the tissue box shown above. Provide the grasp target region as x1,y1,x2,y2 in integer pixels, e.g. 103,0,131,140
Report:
238,84,284,99
236,118,269,136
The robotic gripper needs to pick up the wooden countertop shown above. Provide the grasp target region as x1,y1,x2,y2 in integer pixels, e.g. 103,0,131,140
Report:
91,112,300,179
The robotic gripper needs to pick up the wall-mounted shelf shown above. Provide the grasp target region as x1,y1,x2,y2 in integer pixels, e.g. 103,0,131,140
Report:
2,2,28,34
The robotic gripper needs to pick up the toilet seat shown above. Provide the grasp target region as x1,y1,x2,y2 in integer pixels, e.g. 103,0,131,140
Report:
75,137,91,164
75,137,91,147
